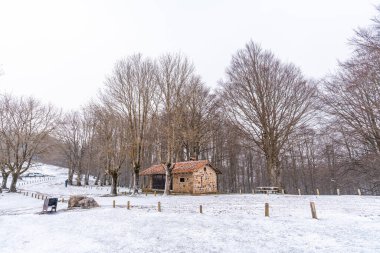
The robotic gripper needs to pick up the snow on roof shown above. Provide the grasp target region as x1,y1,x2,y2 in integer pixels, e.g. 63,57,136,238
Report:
140,160,221,176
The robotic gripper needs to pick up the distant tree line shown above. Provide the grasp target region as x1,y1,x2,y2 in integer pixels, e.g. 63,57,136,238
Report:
1,8,379,195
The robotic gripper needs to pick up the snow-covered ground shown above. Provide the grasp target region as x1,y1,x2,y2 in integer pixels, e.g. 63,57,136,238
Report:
1,165,379,253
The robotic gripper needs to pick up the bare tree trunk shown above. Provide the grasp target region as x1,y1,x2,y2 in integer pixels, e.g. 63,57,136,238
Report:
68,166,74,185
298,146,308,194
100,173,106,186
133,167,140,194
164,164,172,195
76,171,82,186
291,148,298,193
306,141,316,193
111,173,118,195
9,173,19,192
94,171,100,185
266,152,282,187
1,172,9,189
84,169,90,185
128,170,133,193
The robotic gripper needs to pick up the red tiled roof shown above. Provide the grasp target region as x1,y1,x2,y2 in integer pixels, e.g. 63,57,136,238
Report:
140,160,221,176
140,164,166,175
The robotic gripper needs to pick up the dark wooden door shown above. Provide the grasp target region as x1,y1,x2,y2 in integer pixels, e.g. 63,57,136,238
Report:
152,175,165,189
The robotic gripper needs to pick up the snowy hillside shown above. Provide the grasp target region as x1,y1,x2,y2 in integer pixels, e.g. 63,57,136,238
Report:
0,164,379,253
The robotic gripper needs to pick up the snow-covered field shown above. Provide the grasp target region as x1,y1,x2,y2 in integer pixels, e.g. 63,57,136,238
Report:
1,165,379,253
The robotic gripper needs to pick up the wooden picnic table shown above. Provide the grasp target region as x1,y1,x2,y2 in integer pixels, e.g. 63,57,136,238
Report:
255,186,282,194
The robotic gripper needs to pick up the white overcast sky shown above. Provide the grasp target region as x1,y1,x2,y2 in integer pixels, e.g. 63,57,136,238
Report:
0,0,378,111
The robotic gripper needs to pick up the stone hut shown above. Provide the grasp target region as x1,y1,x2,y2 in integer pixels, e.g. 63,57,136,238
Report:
140,160,221,194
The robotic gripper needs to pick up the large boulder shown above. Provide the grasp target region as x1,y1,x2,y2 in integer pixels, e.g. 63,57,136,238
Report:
68,195,99,209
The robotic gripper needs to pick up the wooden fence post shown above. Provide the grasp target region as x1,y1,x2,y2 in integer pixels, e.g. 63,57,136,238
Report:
154,191,157,197
62,198,64,203
310,202,318,219
113,200,115,208
200,205,203,214
316,189,320,196
358,188,362,196
127,201,130,210
298,189,301,196
265,203,269,217
158,202,161,212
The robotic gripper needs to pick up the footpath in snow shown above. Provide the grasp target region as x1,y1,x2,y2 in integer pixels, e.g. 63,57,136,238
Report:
0,164,379,253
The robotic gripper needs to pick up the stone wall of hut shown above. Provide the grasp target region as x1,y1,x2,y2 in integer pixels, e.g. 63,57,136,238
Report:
192,165,218,194
172,173,193,193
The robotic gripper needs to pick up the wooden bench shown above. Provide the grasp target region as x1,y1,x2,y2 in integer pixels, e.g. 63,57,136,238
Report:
43,198,58,213
255,187,282,194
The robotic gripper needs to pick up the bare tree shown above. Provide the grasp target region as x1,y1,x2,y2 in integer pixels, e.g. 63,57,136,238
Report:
92,104,128,195
322,10,380,193
180,77,217,161
102,54,158,194
0,94,11,189
156,53,196,195
323,52,380,153
0,162,9,189
0,95,59,192
56,110,94,186
81,107,99,186
220,41,316,187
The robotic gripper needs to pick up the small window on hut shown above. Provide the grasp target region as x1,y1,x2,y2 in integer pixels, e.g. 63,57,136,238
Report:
180,178,185,183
